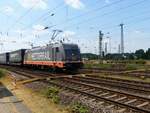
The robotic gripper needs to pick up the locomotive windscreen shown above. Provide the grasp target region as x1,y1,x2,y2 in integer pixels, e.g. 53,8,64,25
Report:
64,44,81,61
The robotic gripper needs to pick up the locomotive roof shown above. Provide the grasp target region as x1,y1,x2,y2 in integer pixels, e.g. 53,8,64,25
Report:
27,43,78,51
10,49,26,53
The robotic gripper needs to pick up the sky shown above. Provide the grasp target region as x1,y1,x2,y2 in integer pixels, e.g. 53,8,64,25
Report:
0,0,150,54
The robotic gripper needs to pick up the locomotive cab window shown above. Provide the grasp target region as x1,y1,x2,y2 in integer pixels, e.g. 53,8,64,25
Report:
56,47,59,52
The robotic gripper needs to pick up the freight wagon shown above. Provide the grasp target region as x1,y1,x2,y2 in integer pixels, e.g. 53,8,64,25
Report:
9,49,26,65
0,53,9,64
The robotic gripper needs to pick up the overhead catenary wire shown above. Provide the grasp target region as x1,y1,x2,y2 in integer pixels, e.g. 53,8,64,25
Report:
23,1,66,30
50,0,125,29
62,0,148,30
5,1,65,40
23,0,108,31
6,1,40,32
84,8,150,31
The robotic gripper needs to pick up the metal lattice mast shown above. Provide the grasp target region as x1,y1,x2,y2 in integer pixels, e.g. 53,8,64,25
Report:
118,44,121,54
105,42,108,55
99,31,103,59
120,23,124,54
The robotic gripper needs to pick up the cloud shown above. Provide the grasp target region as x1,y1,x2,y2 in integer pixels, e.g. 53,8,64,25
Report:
18,0,47,10
133,30,144,34
62,30,75,38
32,24,49,35
33,24,45,30
2,6,14,15
105,0,110,4
64,0,84,9
14,29,26,34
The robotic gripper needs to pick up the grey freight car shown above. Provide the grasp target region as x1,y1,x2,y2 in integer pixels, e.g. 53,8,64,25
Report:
0,53,9,64
9,49,26,65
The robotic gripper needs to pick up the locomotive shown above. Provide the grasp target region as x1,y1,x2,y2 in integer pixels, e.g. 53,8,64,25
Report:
0,43,83,70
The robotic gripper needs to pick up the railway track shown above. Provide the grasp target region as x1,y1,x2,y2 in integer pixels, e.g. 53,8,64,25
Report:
46,79,150,113
2,66,150,112
8,67,150,95
86,75,150,86
72,76,150,96
81,68,150,77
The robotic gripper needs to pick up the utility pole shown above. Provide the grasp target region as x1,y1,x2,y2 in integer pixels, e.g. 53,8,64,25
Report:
118,44,121,54
99,31,103,60
104,42,108,55
106,36,111,54
119,23,124,54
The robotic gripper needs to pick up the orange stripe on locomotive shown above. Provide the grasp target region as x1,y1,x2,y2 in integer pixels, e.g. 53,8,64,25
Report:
24,61,65,68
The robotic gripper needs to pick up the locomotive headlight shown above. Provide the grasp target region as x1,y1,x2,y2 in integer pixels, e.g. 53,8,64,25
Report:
72,53,76,60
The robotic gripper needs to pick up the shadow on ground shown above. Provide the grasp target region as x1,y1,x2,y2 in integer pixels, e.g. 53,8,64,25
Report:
0,82,13,98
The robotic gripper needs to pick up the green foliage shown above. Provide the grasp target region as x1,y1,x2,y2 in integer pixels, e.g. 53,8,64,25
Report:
44,86,60,104
0,68,7,78
145,48,150,59
125,64,138,70
84,63,112,69
108,60,146,65
135,59,146,64
70,102,89,113
135,49,145,59
81,48,150,60
81,53,98,60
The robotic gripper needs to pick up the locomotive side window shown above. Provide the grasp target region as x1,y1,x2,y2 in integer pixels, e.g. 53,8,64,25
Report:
56,47,59,52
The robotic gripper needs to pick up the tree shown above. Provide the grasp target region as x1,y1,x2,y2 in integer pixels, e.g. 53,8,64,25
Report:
145,48,150,59
135,49,145,59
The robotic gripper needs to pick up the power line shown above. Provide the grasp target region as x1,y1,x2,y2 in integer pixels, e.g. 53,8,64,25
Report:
52,0,124,28
7,1,40,32
86,8,150,31
23,1,65,30
5,1,65,39
63,0,148,29
66,0,123,22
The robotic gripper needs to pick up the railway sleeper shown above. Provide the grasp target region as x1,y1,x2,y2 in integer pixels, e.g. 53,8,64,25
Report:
97,101,104,105
117,108,126,113
136,102,149,108
105,94,118,99
94,91,103,94
115,96,127,101
106,104,115,109
85,89,96,93
124,99,137,104
98,92,110,96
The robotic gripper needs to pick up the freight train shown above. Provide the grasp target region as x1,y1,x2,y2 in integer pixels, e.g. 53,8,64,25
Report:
0,43,83,71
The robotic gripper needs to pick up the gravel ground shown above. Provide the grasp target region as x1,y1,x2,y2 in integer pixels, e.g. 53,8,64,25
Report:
0,76,68,113
59,90,118,113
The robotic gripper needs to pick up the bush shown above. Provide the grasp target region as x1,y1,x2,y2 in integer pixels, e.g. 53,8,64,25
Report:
135,59,146,64
44,86,60,104
125,64,137,70
0,69,7,78
84,63,112,69
70,102,89,113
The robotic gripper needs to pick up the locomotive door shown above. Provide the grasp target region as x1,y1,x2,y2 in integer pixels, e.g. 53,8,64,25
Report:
52,47,60,61
52,48,55,61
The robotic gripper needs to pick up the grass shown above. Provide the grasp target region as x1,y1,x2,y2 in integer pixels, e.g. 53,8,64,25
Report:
0,68,8,78
84,63,112,69
42,86,60,104
83,60,150,71
95,73,150,83
69,102,89,113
